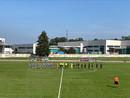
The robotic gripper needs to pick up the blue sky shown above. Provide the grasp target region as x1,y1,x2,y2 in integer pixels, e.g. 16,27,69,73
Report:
0,0,130,44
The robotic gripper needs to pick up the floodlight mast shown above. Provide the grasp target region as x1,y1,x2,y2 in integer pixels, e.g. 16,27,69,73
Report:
66,30,68,42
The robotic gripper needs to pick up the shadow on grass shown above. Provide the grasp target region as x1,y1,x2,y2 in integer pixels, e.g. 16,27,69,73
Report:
107,85,115,88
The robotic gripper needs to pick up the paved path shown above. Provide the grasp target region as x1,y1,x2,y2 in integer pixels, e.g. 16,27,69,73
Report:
0,59,130,63
0,59,27,62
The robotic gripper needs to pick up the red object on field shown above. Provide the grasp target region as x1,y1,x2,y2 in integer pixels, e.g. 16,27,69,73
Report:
114,77,119,82
54,63,55,69
80,58,89,61
37,58,42,61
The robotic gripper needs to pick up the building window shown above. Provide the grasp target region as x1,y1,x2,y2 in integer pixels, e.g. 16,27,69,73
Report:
88,50,93,51
5,46,10,48
0,46,2,52
107,45,113,47
19,47,25,49
114,46,120,47
127,46,130,48
26,47,33,49
6,51,10,54
94,46,99,48
18,47,33,49
94,50,99,52
0,40,4,44
88,46,93,48
100,45,104,48
107,50,110,52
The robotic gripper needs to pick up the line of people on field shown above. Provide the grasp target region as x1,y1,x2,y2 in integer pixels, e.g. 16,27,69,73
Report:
29,62,103,70
60,62,103,69
29,62,57,69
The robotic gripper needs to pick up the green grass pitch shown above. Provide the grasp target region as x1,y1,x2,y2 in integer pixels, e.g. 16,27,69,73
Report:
0,61,130,98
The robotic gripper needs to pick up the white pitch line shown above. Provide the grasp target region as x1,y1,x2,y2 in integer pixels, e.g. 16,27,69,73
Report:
58,68,64,98
88,69,97,72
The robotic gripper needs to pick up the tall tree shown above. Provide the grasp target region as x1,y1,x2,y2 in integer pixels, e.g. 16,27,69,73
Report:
122,36,130,40
49,37,68,45
69,38,84,42
68,47,76,54
59,47,65,53
36,31,50,57
93,38,98,40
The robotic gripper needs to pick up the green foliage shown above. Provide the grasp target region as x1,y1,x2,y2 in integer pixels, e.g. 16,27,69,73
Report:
0,61,60,98
122,36,130,40
93,38,98,40
0,62,130,98
68,47,76,54
49,37,68,45
59,47,65,53
36,31,49,57
113,38,118,40
69,37,84,42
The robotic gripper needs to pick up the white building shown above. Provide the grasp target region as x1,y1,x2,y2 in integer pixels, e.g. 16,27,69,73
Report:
11,40,130,54
58,40,130,54
12,44,37,54
0,38,13,54
12,44,59,54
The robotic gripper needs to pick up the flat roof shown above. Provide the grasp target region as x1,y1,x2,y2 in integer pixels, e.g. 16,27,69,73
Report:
109,47,126,49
